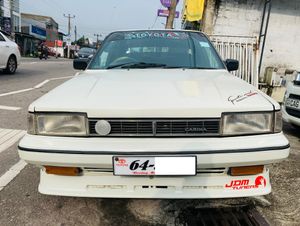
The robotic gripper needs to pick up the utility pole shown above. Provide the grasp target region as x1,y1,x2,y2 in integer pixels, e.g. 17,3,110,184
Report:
74,25,77,43
74,25,78,54
165,0,177,29
63,13,75,36
63,13,75,58
94,33,102,48
0,3,2,30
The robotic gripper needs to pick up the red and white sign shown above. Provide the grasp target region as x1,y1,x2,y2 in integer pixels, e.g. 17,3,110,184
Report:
55,40,63,47
157,9,179,18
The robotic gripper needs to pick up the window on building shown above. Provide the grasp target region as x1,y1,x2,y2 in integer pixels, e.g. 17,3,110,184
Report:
13,15,20,32
11,0,20,13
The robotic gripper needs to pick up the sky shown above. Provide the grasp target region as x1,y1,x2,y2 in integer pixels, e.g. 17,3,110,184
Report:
20,0,184,41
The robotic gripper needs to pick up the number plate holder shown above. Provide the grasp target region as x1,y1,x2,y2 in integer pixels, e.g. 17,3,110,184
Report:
113,156,197,176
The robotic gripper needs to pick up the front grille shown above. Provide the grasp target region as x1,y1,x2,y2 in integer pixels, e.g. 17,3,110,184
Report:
83,167,227,174
89,119,220,137
289,94,300,100
286,107,300,118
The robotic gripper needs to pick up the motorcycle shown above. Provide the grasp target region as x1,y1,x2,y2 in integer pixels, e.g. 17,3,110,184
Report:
38,46,48,60
39,51,48,60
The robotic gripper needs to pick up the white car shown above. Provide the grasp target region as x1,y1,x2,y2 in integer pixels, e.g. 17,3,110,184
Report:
282,72,300,128
0,31,21,74
18,30,289,199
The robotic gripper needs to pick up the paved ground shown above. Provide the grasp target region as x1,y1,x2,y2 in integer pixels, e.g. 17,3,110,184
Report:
0,57,299,226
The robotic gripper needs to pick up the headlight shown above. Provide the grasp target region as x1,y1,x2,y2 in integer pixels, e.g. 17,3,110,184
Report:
221,111,281,136
28,113,88,136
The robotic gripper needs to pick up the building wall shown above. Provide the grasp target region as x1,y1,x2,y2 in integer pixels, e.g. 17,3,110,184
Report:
21,17,47,40
21,13,59,47
203,0,300,72
11,0,20,32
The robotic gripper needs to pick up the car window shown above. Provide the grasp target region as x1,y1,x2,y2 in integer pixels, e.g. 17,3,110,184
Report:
0,33,6,42
89,31,225,70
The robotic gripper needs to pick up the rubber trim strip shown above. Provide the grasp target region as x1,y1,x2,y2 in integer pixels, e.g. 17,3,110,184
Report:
18,144,290,155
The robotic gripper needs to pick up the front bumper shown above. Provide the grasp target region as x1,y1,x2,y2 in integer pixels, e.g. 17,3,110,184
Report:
282,106,300,126
19,133,289,168
18,133,289,198
38,169,271,199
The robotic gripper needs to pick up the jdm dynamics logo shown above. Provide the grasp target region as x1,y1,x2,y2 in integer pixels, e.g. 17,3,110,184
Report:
225,176,267,190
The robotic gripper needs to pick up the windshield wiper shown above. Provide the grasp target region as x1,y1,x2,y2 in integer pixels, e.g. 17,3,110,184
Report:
107,62,217,70
107,62,166,69
106,62,136,69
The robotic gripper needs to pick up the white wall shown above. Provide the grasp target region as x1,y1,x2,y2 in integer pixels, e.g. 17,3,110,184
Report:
210,0,300,72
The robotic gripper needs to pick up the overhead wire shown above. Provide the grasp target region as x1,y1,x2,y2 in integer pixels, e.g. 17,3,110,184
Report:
150,2,163,29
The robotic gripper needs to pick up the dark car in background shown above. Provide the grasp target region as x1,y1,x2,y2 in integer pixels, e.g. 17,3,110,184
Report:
74,47,96,59
73,47,97,69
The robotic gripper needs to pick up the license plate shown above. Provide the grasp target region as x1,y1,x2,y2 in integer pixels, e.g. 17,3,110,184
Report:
286,98,300,109
113,156,196,176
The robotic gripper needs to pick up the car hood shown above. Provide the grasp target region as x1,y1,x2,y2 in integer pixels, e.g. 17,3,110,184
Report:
31,69,276,117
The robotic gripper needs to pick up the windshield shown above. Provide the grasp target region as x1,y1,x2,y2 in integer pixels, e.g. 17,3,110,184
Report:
78,48,95,54
89,31,225,70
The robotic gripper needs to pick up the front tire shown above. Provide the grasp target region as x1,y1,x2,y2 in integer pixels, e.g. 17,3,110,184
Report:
4,56,17,74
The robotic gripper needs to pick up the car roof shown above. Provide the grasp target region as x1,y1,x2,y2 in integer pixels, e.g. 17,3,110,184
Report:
79,47,96,51
110,29,204,34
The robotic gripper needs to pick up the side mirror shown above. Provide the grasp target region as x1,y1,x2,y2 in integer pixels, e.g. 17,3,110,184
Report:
294,72,300,85
225,59,239,72
73,58,89,70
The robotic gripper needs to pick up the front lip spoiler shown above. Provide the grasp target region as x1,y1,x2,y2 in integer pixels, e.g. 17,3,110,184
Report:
18,144,290,155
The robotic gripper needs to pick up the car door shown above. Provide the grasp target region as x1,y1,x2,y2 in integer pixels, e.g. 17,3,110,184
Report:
0,32,9,68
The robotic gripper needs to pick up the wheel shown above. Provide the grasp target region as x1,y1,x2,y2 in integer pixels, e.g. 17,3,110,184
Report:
4,56,17,74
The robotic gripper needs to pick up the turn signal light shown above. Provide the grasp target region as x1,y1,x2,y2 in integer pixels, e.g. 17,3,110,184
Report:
230,165,264,176
44,166,81,176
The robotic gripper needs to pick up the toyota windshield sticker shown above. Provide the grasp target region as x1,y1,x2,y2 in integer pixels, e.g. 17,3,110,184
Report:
124,31,189,40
